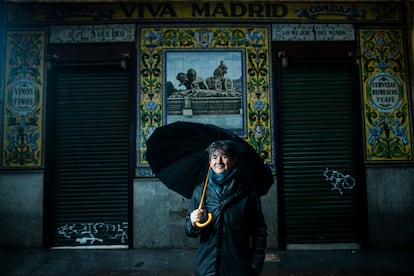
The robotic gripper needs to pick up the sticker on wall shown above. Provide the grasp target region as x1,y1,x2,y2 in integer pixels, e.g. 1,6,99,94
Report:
2,31,45,168
359,29,412,161
136,26,272,176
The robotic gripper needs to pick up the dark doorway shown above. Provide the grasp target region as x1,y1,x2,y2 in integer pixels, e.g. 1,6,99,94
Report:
44,44,135,248
274,42,366,248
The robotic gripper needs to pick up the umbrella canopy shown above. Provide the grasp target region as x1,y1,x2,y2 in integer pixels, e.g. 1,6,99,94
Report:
146,121,273,199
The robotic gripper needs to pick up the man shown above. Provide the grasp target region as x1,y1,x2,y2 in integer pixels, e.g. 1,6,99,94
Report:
185,140,267,276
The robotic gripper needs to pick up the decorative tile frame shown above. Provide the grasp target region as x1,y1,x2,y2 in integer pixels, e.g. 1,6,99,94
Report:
358,29,412,161
2,31,45,168
136,26,272,176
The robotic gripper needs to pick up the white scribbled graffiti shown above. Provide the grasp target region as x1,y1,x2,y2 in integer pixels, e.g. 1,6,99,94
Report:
323,168,356,195
76,236,103,245
57,222,128,245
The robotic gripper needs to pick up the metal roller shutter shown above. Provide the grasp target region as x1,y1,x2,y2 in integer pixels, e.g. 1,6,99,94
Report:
279,62,361,245
48,65,130,247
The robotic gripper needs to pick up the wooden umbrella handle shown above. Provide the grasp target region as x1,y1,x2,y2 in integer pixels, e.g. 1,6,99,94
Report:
195,168,213,228
195,213,213,228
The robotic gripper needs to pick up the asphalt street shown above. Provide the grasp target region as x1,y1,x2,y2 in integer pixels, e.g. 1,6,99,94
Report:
1,248,413,275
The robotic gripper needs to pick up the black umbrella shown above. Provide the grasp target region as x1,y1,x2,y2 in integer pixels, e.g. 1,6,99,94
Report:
145,121,273,199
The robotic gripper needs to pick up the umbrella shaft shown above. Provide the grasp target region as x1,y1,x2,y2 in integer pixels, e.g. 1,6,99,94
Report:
198,168,210,210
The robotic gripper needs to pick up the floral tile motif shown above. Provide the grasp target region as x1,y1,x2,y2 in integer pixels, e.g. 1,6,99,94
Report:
359,29,412,160
2,31,45,168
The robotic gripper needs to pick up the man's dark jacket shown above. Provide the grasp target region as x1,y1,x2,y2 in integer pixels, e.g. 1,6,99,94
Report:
185,173,267,276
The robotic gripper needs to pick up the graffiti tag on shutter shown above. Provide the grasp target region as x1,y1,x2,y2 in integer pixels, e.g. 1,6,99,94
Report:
57,222,128,245
323,168,356,195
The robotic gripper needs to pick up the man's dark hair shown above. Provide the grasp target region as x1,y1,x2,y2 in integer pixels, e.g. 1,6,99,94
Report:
206,140,237,159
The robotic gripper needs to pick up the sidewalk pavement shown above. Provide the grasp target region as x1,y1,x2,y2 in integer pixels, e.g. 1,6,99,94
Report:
1,248,413,275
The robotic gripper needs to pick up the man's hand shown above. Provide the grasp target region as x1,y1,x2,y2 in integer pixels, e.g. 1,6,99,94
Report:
190,209,204,227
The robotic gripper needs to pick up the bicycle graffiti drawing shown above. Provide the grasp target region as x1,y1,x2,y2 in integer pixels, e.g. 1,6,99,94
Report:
323,168,356,195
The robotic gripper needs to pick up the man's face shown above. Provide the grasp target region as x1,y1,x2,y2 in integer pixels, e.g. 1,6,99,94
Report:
209,150,236,174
